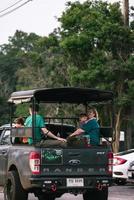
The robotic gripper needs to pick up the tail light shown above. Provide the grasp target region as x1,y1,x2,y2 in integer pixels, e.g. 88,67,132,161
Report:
108,152,113,174
113,157,127,166
29,151,41,175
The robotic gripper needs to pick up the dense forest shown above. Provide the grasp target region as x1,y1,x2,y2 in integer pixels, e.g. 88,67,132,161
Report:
0,0,134,152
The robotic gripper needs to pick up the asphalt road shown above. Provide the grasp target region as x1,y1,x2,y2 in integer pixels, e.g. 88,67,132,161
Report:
0,185,134,200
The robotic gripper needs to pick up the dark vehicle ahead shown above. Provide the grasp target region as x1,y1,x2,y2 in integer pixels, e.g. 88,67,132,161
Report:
0,87,114,200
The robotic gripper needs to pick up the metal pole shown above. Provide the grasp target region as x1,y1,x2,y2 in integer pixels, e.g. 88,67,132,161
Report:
32,98,35,143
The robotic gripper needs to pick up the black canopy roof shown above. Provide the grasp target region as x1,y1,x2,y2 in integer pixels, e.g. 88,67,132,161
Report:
8,87,113,104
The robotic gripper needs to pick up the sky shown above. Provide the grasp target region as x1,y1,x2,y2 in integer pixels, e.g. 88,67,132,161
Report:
0,0,133,45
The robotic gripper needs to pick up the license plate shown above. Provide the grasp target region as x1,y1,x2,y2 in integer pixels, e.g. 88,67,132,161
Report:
66,178,84,187
128,171,132,178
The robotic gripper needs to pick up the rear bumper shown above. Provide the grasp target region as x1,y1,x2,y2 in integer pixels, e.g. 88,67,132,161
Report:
112,173,127,179
29,176,113,192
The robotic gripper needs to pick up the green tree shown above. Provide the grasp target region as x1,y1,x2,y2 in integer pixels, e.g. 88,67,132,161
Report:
0,31,41,123
0,30,69,122
15,32,69,90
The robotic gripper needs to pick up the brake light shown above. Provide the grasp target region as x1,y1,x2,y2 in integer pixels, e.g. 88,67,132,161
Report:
113,157,127,166
108,152,113,174
29,151,41,175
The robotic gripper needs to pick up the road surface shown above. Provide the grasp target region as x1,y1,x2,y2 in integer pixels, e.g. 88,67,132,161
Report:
0,185,134,200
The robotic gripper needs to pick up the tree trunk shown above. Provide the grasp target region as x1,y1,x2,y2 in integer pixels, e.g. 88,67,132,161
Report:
125,105,134,149
112,107,122,153
125,122,132,149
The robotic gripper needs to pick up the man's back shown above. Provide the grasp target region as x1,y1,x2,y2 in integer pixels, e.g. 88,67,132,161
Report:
25,114,45,144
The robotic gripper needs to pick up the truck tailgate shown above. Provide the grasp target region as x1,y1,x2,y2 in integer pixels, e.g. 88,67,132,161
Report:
41,148,111,176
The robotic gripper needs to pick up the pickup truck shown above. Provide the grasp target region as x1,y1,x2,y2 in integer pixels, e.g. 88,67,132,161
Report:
0,87,114,200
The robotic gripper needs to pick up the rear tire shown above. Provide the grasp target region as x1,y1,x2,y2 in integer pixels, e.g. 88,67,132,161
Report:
114,178,127,185
4,171,28,200
83,188,108,200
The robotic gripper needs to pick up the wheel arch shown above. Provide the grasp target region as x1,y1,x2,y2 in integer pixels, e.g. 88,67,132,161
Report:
8,164,25,189
4,170,28,200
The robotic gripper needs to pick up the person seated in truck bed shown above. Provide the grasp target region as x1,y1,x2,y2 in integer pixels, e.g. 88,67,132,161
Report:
69,108,100,145
14,117,24,128
79,113,88,127
14,117,28,144
25,104,66,145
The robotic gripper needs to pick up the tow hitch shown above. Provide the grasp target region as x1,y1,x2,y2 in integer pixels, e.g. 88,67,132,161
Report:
51,184,57,192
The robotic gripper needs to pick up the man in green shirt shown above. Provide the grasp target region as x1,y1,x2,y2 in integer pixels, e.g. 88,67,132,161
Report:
25,104,66,144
